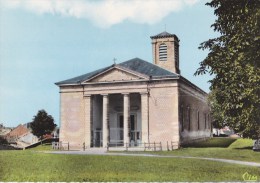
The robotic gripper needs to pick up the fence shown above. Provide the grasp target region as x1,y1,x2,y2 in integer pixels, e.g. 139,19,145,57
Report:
52,141,179,151
164,141,179,151
144,142,162,151
52,141,70,150
107,141,162,151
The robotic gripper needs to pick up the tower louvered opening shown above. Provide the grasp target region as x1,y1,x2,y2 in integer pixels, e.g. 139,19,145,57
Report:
159,43,167,61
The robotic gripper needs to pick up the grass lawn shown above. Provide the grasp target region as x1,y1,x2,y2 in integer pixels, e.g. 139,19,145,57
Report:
0,138,259,182
0,150,259,182
26,143,54,151
121,138,260,163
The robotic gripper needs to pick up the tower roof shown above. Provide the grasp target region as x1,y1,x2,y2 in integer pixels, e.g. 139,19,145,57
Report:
150,31,179,40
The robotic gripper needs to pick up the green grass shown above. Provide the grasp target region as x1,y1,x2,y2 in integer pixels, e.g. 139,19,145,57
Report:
26,143,53,151
117,138,260,163
0,138,259,181
0,150,259,182
229,138,254,149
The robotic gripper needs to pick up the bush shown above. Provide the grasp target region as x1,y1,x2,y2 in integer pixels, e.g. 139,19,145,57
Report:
0,136,8,145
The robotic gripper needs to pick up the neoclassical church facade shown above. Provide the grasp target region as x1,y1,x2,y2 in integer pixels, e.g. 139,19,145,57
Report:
56,31,211,150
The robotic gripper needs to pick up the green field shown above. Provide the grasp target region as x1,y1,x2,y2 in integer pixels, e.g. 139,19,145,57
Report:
133,138,260,163
0,138,259,182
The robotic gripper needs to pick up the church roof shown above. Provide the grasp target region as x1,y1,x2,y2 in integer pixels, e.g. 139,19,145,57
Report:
150,31,179,40
55,58,179,85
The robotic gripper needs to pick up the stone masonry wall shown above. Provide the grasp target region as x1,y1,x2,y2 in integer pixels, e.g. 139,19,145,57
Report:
60,87,85,149
152,37,179,73
148,81,179,150
178,80,211,145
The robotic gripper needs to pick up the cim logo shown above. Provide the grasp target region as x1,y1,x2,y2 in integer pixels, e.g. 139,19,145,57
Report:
242,172,258,182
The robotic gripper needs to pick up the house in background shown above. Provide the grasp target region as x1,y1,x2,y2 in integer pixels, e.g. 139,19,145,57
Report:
0,123,12,137
5,123,38,148
56,31,212,150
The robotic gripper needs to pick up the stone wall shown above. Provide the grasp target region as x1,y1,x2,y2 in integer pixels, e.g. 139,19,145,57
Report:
151,36,179,73
58,77,211,150
60,87,85,149
148,80,179,150
178,79,211,145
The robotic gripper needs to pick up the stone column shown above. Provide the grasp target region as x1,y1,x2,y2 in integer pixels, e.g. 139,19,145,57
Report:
84,95,92,148
102,94,109,148
123,93,130,146
141,92,149,143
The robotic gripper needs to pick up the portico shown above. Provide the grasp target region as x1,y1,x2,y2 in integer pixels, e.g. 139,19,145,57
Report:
84,91,149,148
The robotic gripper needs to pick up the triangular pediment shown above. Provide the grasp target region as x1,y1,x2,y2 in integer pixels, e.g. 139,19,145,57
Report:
85,66,148,83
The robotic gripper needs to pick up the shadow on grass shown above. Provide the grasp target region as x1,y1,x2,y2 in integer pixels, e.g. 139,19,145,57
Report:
234,146,253,150
182,138,237,148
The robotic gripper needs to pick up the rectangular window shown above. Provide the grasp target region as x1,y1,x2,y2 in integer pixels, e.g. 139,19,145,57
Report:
197,111,200,130
188,107,191,131
204,113,207,129
208,114,211,130
180,106,184,132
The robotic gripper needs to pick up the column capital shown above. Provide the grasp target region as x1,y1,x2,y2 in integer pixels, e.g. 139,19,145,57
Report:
122,93,130,96
84,94,92,98
102,94,109,97
140,92,148,95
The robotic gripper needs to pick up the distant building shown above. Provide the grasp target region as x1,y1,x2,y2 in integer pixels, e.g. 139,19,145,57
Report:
5,124,30,143
213,126,235,137
56,31,212,150
5,124,38,147
0,124,12,136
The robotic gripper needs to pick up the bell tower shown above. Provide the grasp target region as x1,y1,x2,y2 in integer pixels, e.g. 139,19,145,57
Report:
150,31,180,74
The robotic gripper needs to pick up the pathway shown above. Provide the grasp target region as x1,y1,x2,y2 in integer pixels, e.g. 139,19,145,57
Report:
43,149,260,167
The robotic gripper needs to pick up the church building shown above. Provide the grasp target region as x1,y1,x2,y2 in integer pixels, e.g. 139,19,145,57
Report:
56,31,212,150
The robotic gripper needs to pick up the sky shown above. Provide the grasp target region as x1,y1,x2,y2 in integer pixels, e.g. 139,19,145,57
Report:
0,0,217,128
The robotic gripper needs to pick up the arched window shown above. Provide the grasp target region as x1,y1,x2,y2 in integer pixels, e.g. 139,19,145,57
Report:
159,43,167,61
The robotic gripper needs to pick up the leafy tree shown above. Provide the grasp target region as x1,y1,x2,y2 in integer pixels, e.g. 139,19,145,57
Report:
195,0,260,139
208,90,226,129
31,110,56,139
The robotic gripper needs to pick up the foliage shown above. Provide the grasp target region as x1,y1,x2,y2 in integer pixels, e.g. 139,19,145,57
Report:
195,0,260,139
0,136,8,145
31,110,56,139
0,150,259,182
208,90,226,128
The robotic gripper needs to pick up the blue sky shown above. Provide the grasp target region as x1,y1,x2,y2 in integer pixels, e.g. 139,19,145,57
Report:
0,0,216,127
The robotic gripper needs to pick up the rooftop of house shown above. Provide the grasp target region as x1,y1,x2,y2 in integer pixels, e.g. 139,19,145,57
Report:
5,124,30,138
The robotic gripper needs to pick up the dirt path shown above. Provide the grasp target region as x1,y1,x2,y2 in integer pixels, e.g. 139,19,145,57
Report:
43,150,260,167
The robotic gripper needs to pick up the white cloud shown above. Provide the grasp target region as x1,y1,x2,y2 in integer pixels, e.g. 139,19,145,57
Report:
1,0,200,28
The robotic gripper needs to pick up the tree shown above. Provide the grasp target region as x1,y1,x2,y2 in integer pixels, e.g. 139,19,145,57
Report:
195,0,260,139
31,110,56,139
208,90,226,129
